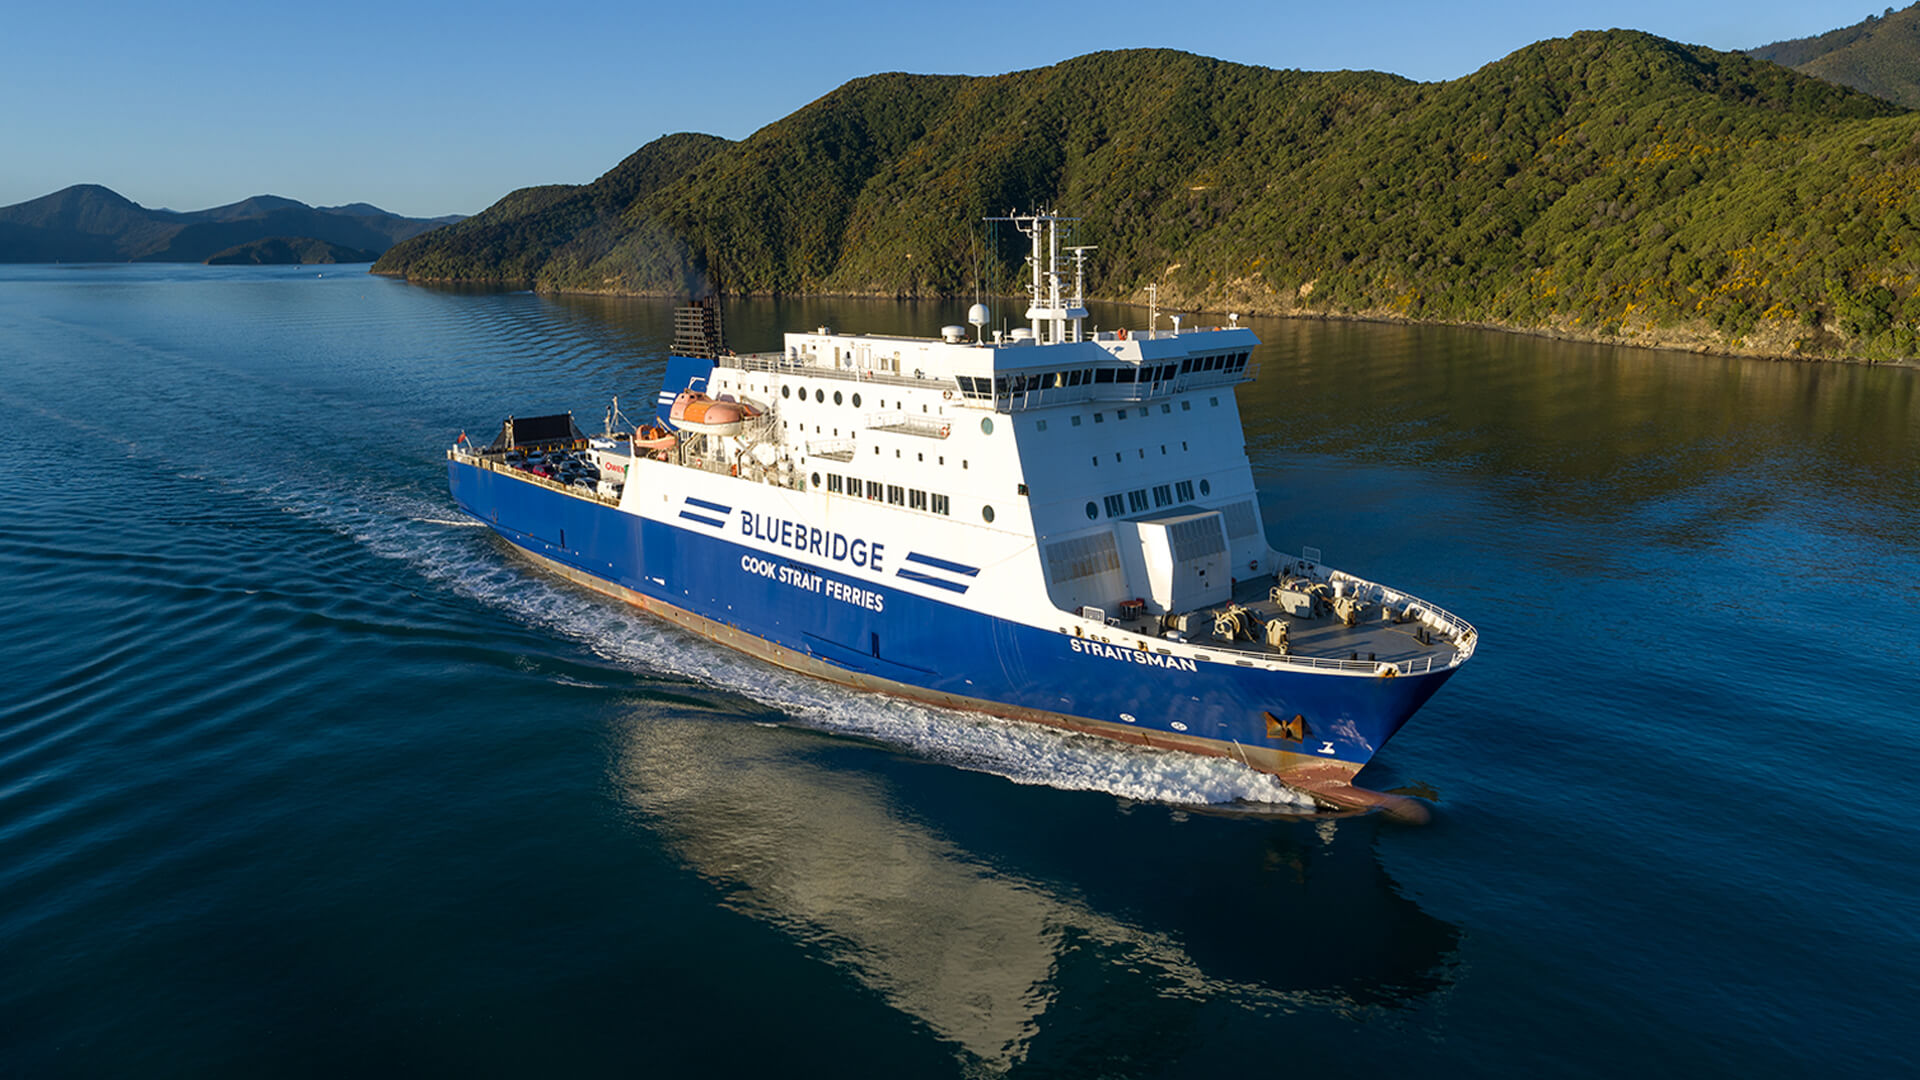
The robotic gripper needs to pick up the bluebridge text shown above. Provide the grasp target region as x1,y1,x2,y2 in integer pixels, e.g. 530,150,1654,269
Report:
740,511,884,571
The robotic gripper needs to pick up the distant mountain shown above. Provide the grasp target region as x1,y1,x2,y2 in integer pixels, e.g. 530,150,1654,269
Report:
203,236,382,265
0,185,462,263
377,33,1920,362
1748,4,1920,108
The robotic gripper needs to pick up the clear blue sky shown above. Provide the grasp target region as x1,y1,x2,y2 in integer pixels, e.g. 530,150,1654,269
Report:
0,0,1892,218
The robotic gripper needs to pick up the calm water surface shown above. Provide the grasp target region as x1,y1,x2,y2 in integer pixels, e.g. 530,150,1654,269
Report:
2,264,1916,1075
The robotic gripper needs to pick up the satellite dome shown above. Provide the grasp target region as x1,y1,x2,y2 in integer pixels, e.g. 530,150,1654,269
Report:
967,302,990,326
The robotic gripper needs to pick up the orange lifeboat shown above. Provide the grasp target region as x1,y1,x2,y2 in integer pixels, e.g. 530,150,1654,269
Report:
632,424,678,452
669,391,760,436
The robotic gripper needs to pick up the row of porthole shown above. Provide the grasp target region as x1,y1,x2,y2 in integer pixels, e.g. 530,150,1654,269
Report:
783,385,862,408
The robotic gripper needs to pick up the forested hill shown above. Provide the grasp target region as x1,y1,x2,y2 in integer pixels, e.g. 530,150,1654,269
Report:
1748,4,1920,108
0,186,458,263
375,31,1920,362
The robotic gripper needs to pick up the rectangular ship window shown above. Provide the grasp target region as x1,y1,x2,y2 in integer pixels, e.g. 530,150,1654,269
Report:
1104,493,1125,517
1176,480,1194,501
909,489,927,510
1093,412,1104,423
932,494,950,515
1128,489,1149,512
1153,484,1173,507
1071,415,1082,427
828,475,844,494
887,485,904,505
867,480,883,500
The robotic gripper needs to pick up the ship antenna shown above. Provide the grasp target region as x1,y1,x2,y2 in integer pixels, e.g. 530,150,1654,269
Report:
970,230,982,310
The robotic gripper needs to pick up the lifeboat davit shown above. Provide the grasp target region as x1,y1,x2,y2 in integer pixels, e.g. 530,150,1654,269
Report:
669,391,760,436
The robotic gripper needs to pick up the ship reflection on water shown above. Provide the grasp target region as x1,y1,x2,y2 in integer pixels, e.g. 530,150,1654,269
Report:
612,712,1460,1070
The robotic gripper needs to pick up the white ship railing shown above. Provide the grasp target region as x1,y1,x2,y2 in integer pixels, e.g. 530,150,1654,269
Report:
864,411,952,438
1323,569,1480,665
807,438,856,461
1072,619,1458,676
717,351,960,393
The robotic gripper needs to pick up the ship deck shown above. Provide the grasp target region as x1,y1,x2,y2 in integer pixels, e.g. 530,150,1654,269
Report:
1100,576,1464,672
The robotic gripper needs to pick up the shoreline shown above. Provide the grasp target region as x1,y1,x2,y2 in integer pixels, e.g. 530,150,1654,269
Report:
365,268,1920,369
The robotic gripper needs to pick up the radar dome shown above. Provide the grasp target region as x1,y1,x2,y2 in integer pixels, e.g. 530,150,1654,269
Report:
967,302,990,326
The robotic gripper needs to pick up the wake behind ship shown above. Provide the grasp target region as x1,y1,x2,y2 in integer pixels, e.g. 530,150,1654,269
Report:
447,214,1477,818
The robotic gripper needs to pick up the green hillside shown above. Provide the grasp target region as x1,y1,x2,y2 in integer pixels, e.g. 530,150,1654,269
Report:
1749,4,1920,108
376,32,1920,362
203,236,381,264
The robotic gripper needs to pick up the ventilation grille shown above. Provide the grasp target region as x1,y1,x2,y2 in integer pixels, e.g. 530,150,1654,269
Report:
1046,532,1121,585
1166,515,1227,562
1221,500,1259,539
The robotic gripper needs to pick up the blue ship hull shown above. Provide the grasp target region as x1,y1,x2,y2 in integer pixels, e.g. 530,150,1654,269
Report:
450,458,1457,813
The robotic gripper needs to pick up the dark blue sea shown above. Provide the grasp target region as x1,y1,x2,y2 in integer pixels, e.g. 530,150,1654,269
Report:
3,263,1916,1076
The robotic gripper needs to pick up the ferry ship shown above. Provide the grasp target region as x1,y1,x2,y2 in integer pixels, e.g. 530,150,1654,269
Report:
447,213,1476,819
